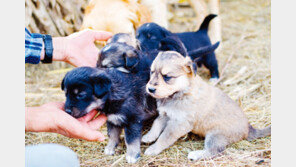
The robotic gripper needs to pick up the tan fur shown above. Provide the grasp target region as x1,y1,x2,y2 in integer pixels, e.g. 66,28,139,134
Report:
144,51,269,160
81,0,151,36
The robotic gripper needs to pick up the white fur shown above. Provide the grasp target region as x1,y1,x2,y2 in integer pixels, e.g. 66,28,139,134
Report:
102,59,111,66
85,99,104,113
108,114,126,126
102,45,111,51
104,147,115,155
73,89,79,94
188,150,208,161
116,67,130,73
117,38,127,43
126,155,138,163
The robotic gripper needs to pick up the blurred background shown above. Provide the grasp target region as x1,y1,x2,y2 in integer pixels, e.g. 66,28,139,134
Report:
25,0,271,166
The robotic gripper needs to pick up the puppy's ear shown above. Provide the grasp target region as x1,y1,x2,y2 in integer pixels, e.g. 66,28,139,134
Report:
124,50,140,69
183,56,197,76
90,72,111,98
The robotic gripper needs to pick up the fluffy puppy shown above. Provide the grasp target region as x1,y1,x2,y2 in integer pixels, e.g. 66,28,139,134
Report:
136,14,220,81
98,33,220,74
81,0,151,36
106,33,139,49
62,67,157,163
143,51,271,160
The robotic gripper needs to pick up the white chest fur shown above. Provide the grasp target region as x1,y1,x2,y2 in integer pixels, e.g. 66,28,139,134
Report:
157,97,196,123
107,114,126,126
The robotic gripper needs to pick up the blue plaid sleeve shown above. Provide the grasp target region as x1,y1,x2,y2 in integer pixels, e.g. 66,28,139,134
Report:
25,28,44,64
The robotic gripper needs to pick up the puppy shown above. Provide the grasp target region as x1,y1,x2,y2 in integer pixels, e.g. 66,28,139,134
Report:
136,14,220,81
62,67,157,163
106,33,139,49
143,51,271,160
81,0,151,36
98,33,220,74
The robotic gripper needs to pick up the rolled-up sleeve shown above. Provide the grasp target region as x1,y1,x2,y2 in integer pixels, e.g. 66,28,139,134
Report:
25,28,44,64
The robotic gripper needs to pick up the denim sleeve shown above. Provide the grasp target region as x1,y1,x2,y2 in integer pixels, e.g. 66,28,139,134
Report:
25,28,44,64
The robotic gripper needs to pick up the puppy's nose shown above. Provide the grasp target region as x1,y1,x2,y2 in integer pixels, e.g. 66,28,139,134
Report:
148,87,156,93
65,109,72,114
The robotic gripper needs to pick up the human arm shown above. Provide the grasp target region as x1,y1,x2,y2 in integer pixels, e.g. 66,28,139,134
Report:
25,28,112,67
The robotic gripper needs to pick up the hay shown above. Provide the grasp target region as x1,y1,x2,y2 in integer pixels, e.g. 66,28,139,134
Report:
25,0,271,166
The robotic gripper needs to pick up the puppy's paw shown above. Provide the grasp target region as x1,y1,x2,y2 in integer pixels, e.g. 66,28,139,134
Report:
144,144,162,156
188,150,206,161
142,133,157,143
209,78,219,84
126,154,140,163
104,147,115,155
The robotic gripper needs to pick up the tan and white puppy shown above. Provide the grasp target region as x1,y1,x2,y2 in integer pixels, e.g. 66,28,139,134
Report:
144,51,270,160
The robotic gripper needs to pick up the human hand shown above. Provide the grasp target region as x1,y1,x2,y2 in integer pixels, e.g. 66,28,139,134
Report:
49,29,112,67
25,102,107,141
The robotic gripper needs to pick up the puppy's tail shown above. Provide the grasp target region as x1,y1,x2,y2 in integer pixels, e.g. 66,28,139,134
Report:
188,41,220,62
247,124,271,141
198,14,217,31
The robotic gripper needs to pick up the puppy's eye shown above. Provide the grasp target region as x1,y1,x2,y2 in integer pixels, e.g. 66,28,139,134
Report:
150,71,154,75
162,75,172,82
77,92,87,100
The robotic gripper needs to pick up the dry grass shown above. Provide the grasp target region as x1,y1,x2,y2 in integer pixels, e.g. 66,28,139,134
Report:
25,0,271,166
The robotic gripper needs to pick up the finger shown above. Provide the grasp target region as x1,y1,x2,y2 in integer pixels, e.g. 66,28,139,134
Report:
78,110,98,122
89,30,113,41
62,116,106,141
72,128,106,142
88,114,107,130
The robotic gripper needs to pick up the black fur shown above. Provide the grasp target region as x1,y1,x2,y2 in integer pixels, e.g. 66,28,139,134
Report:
62,67,157,161
136,14,220,79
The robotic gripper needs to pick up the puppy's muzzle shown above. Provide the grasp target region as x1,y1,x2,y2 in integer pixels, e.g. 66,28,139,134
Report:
65,107,83,118
148,87,156,93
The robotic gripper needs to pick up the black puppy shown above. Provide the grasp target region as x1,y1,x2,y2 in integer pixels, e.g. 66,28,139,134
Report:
98,34,220,74
136,14,220,81
62,67,157,163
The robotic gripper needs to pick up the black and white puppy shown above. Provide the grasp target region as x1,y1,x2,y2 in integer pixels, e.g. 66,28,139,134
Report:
136,14,220,81
62,67,157,163
98,34,220,75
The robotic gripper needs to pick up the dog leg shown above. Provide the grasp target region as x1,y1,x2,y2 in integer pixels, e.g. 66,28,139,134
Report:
188,132,228,161
208,0,222,48
124,123,142,163
203,53,219,80
189,0,208,29
104,123,122,155
142,114,168,143
144,119,192,155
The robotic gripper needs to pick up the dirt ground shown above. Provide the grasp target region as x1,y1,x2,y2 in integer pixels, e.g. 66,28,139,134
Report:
25,0,271,166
